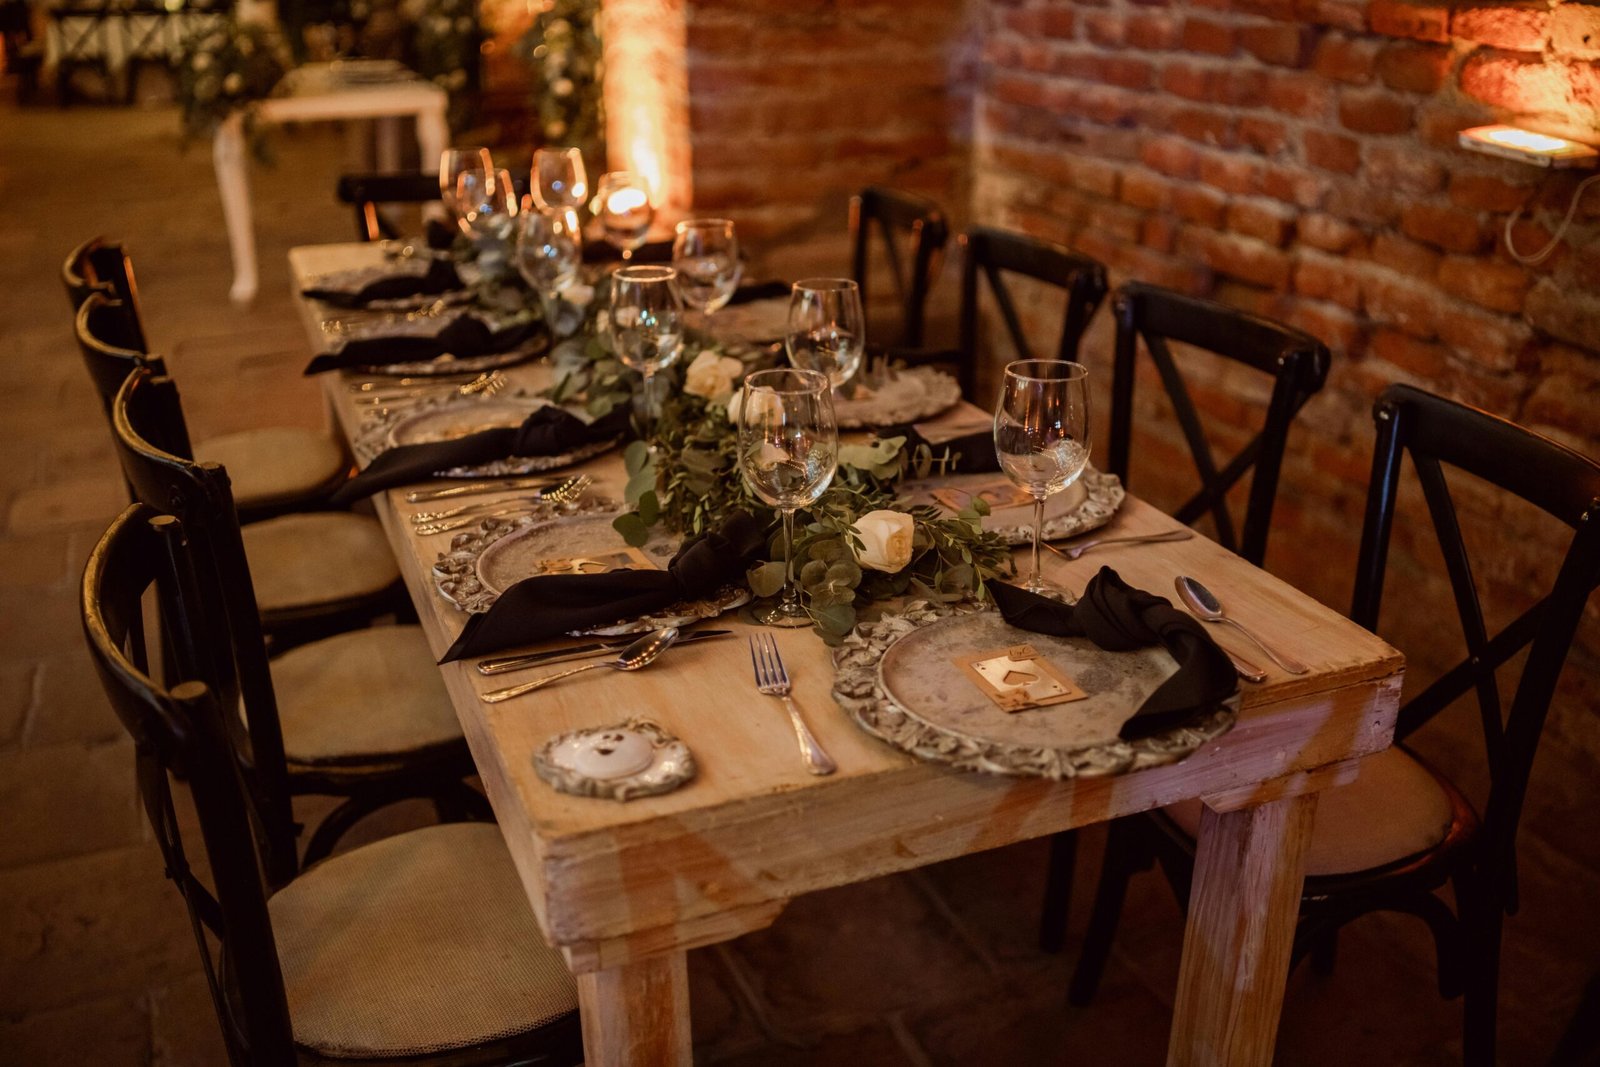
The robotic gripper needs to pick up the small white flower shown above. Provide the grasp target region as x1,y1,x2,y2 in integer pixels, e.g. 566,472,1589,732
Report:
683,350,743,403
545,119,567,138
454,15,472,32
594,308,610,333
558,280,593,309
552,77,574,97
851,510,915,573
223,72,243,94
192,52,212,70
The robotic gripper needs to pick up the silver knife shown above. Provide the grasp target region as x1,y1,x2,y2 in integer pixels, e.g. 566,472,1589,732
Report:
476,629,734,675
406,477,568,503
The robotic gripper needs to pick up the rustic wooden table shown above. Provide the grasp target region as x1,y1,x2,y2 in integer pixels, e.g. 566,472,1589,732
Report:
291,242,1405,1067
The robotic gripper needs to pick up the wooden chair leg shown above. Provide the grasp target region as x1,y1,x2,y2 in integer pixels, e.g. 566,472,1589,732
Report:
1068,818,1148,1005
1038,829,1077,953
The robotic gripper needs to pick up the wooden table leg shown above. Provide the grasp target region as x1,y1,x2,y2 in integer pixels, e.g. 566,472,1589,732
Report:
576,951,692,1066
1167,793,1317,1067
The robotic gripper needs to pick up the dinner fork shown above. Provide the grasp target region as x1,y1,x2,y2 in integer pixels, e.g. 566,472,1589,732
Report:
749,633,836,776
1044,528,1194,562
409,474,590,523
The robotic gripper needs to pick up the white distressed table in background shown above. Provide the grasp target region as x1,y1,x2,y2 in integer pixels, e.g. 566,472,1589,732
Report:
217,76,447,304
291,243,1405,1066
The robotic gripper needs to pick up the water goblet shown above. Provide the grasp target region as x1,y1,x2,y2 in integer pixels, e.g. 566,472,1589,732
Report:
595,171,654,261
439,146,492,227
609,265,683,441
785,278,865,389
514,205,583,319
738,368,839,627
671,218,742,328
532,146,588,213
993,360,1091,599
455,167,518,240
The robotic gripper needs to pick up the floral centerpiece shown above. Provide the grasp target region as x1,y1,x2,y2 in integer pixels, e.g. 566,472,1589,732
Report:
176,19,292,161
515,0,605,162
406,0,479,128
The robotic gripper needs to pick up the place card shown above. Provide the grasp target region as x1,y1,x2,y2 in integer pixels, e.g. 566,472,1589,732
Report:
955,644,1086,713
534,547,657,575
929,477,1034,513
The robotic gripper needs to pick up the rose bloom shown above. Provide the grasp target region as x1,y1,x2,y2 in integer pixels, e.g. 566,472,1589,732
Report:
683,350,743,402
851,510,915,573
724,386,777,427
558,280,593,309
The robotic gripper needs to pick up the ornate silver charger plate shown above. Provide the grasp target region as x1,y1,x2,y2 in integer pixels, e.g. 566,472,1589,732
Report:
534,719,695,801
352,392,618,476
432,506,751,633
351,333,550,376
833,367,962,430
899,468,1125,545
832,602,1235,779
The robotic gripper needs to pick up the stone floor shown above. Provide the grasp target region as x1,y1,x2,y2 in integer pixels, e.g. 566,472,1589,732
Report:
1,100,1597,1067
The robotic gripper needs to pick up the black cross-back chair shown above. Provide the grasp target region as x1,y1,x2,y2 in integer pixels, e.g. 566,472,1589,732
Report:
1107,281,1331,566
1062,385,1600,1067
111,366,487,864
950,225,1107,399
63,236,151,350
83,505,583,1066
849,185,949,349
336,171,441,242
49,0,114,104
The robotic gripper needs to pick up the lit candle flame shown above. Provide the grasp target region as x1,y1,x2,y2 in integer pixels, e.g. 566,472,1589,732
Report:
606,187,650,214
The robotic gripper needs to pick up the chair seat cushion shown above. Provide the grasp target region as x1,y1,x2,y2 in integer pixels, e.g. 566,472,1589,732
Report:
1165,746,1455,878
270,823,578,1058
271,625,461,764
194,427,346,510
240,512,399,615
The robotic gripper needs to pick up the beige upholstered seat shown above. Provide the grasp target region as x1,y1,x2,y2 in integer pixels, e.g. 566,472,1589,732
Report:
241,512,399,614
270,823,579,1058
1166,746,1455,878
271,626,462,764
194,427,347,511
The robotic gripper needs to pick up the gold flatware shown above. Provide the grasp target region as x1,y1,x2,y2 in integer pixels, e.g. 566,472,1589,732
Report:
481,627,679,703
476,629,733,675
406,475,574,503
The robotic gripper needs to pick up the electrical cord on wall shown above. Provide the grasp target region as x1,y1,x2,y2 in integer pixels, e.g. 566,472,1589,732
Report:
1505,171,1600,266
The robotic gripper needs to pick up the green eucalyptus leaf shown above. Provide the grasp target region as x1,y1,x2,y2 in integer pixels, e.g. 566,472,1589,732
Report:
810,602,857,639
799,559,830,588
748,560,787,598
612,511,651,547
623,440,652,476
637,490,660,525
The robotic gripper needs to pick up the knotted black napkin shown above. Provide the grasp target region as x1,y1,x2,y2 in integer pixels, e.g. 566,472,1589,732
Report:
440,510,769,661
303,315,541,375
301,256,464,309
886,421,1001,475
988,568,1237,740
330,404,632,504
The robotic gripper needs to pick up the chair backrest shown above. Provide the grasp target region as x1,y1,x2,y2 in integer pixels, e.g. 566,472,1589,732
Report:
75,292,169,424
956,225,1108,400
1352,383,1600,909
1108,281,1330,565
109,366,299,885
336,171,441,242
82,504,297,1066
63,237,150,350
848,186,949,349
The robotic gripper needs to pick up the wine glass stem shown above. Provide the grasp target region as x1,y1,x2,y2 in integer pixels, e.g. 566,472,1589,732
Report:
780,506,800,614
640,370,656,443
1031,493,1046,589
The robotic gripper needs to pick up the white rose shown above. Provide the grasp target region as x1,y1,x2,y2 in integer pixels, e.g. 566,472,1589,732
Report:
851,509,915,573
725,386,777,427
683,350,743,402
558,280,593,309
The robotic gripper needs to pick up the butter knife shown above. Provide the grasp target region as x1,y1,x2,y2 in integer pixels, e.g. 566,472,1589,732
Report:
476,629,733,675
406,476,567,503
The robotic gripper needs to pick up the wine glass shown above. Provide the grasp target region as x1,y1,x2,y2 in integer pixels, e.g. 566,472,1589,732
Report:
532,147,588,214
595,171,654,261
609,265,683,441
514,205,583,315
439,146,492,227
738,368,839,627
993,360,1091,599
785,278,865,389
456,168,518,240
671,218,742,326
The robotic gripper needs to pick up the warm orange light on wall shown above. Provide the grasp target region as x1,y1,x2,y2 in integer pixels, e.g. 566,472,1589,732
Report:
599,0,693,214
1459,124,1600,168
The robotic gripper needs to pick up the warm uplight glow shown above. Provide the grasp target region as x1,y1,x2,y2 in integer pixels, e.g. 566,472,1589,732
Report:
1459,125,1600,168
606,186,650,214
600,0,692,213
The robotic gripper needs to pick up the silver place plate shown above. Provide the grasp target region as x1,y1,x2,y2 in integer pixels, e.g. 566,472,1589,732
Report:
899,467,1125,545
831,602,1236,779
352,392,619,476
354,333,548,376
833,366,962,429
432,507,751,634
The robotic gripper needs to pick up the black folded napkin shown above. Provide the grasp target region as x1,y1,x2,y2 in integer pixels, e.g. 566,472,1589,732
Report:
440,510,769,661
330,404,631,504
727,280,792,306
426,218,459,251
988,568,1237,740
887,421,1000,475
303,315,541,375
301,256,464,309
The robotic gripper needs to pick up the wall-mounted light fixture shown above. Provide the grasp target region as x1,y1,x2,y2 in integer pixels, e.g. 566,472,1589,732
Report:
1459,124,1599,169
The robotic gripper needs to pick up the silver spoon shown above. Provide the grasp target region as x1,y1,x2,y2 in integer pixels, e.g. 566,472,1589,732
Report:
480,627,680,703
1174,576,1309,676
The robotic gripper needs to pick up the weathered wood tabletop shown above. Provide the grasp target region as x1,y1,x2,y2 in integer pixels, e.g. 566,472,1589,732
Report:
291,242,1404,1066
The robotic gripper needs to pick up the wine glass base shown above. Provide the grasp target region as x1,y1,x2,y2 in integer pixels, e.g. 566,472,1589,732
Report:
1022,575,1078,605
751,601,813,628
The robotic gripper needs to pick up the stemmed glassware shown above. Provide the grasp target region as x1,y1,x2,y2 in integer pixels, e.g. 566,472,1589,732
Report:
738,368,839,627
455,168,518,240
531,147,588,216
608,265,683,442
993,360,1091,599
439,147,492,229
513,205,583,315
595,171,654,261
671,218,742,328
785,279,865,390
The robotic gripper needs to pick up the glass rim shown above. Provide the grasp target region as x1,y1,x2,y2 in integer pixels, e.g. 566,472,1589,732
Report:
614,265,676,282
743,367,832,396
1002,359,1089,383
676,217,735,232
791,277,859,293
534,145,583,158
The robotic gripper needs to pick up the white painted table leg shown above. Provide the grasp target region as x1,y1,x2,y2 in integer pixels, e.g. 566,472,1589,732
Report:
575,951,692,1067
375,115,402,172
212,113,258,305
1167,793,1317,1067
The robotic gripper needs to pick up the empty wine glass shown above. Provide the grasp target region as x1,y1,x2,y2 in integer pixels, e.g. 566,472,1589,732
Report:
785,278,865,389
456,168,518,240
672,218,742,325
439,146,492,227
738,368,839,627
514,205,583,311
994,360,1091,599
532,147,588,213
596,171,654,261
609,265,683,441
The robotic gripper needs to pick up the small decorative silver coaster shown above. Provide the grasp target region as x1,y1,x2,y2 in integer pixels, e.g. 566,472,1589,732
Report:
534,718,696,801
